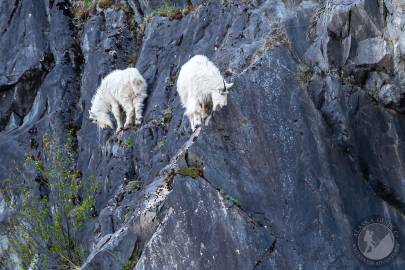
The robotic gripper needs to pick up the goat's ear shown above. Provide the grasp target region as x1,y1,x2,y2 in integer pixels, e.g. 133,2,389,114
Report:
225,82,234,90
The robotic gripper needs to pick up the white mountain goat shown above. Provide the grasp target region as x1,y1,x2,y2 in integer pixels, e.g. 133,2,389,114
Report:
177,55,233,131
89,68,147,132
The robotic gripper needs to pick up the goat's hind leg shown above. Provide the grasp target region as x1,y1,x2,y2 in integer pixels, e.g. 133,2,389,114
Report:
111,102,124,132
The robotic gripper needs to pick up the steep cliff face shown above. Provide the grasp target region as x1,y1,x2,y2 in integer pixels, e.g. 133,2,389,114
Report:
0,0,404,269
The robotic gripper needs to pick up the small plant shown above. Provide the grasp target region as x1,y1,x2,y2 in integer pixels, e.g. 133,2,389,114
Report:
97,0,113,9
241,116,249,126
72,0,96,28
296,62,314,89
152,3,193,20
178,165,203,178
122,258,137,270
83,0,93,6
121,137,133,149
163,108,172,124
125,180,143,192
220,190,242,208
153,3,180,18
121,252,138,270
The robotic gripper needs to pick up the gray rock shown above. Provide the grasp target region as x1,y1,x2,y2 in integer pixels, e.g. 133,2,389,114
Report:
4,112,21,131
0,0,404,270
355,37,388,65
378,83,398,105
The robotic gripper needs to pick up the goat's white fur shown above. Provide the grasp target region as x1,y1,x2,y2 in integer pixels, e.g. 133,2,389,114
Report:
177,55,233,131
89,68,147,132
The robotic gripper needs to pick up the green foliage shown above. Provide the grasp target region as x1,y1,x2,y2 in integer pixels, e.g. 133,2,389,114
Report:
72,0,96,28
219,189,242,208
158,139,167,149
125,180,143,192
163,108,172,124
153,3,179,18
97,0,113,9
0,133,99,270
121,137,133,149
151,3,193,20
178,166,203,178
83,0,93,7
241,117,249,126
121,246,140,270
121,257,137,270
223,193,241,207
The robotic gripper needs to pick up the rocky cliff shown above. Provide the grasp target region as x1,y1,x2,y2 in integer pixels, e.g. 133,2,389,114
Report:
0,0,405,269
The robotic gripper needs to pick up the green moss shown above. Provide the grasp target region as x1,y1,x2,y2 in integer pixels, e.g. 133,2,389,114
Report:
152,3,179,18
34,161,45,172
231,198,241,207
122,257,138,270
163,108,172,124
221,191,242,208
83,0,93,7
151,3,193,20
126,180,143,192
121,137,133,149
178,166,203,178
241,116,249,126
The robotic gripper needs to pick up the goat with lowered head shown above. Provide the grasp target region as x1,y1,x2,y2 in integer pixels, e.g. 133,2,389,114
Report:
89,68,147,132
177,55,233,131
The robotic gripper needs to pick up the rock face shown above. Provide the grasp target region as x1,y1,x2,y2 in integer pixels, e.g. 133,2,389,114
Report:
0,0,405,269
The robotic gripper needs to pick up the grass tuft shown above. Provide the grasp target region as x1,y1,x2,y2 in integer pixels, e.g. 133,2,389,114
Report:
178,165,203,178
125,180,143,192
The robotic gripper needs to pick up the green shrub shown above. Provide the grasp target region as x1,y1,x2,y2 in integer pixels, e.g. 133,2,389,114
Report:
97,0,113,9
125,180,143,192
151,3,193,20
241,117,249,126
0,133,99,270
221,190,242,208
121,137,133,149
178,166,203,178
121,257,137,270
229,197,241,207
163,108,172,124
72,0,96,28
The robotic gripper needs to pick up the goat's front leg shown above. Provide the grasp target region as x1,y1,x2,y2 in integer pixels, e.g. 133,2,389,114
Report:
111,102,123,132
133,97,145,126
122,101,135,129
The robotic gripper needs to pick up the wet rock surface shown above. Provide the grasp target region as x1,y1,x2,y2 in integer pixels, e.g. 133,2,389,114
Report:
0,0,405,269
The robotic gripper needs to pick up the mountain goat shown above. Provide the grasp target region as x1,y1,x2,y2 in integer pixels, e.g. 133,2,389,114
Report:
89,68,147,132
177,55,233,131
